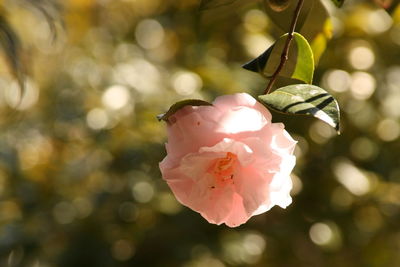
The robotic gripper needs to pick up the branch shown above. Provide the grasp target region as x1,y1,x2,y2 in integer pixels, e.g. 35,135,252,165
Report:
264,0,304,94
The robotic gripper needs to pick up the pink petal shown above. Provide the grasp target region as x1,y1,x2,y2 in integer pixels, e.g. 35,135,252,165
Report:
224,193,251,227
239,137,283,173
216,107,268,134
162,148,235,224
199,138,254,167
269,123,297,154
269,172,293,209
161,167,194,204
196,183,235,225
269,153,295,196
166,107,223,159
221,122,281,147
160,151,217,204
213,93,272,122
234,167,274,216
252,203,274,216
254,156,295,214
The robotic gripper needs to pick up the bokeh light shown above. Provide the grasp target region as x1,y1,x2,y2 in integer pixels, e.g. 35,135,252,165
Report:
102,85,131,110
172,71,203,96
350,71,376,100
135,19,165,50
322,69,351,93
348,46,375,70
309,222,333,246
333,159,371,196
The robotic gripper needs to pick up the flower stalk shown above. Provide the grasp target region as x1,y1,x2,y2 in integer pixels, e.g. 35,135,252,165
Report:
264,0,305,94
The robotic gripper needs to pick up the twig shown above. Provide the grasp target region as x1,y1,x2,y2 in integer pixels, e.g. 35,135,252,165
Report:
264,0,305,94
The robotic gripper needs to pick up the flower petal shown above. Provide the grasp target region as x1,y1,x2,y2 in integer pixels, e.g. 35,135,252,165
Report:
213,93,272,122
166,106,223,159
239,137,283,173
161,167,194,204
195,182,235,225
199,138,254,167
223,193,251,227
269,123,297,155
235,167,274,216
216,106,268,134
269,155,295,208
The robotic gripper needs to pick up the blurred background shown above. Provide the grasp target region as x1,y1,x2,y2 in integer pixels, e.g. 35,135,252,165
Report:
0,0,399,266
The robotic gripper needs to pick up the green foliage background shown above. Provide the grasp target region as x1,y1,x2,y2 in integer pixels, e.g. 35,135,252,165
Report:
0,0,399,266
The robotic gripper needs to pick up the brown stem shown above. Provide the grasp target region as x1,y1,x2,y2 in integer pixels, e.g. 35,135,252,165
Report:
264,0,305,94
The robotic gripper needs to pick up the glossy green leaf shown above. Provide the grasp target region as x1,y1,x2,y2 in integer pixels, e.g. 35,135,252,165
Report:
243,32,314,84
157,99,212,122
258,84,340,132
330,0,345,7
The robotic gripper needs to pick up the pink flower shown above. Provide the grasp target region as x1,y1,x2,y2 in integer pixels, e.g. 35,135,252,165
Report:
159,93,296,227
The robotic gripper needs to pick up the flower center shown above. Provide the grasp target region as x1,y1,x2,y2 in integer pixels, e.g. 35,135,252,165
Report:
209,152,237,187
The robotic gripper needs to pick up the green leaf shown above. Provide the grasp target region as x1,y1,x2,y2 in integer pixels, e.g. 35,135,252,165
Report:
330,0,345,7
264,0,332,64
157,99,212,122
243,32,314,84
258,84,340,132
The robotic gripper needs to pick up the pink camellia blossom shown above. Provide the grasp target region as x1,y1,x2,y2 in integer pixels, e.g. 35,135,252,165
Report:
159,93,296,227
